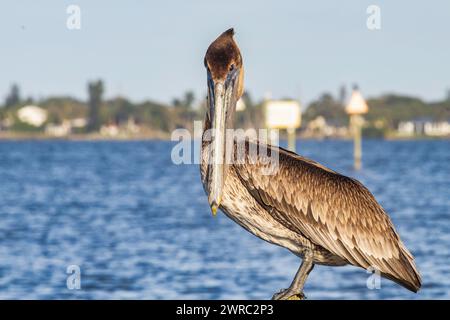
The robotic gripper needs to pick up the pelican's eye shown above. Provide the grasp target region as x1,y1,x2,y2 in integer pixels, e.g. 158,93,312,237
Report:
229,64,235,72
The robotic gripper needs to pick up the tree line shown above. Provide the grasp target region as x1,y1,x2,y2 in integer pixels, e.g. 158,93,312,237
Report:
1,81,449,137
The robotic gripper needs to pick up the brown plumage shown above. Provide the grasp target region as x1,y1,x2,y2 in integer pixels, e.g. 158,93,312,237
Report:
204,28,244,98
201,28,421,299
233,142,421,292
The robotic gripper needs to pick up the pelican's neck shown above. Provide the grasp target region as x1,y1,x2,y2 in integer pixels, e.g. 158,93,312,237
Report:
202,112,211,145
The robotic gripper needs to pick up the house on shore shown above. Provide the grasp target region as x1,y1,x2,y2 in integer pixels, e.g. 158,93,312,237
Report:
397,118,450,137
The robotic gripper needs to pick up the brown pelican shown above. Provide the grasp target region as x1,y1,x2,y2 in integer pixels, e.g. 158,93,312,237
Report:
200,28,421,299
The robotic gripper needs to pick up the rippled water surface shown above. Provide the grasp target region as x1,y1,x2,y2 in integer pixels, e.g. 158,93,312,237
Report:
0,140,448,299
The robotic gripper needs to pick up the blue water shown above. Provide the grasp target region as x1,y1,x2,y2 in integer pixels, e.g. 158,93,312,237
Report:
0,140,448,299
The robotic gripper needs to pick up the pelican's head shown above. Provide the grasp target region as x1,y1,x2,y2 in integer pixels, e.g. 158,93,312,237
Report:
204,28,244,216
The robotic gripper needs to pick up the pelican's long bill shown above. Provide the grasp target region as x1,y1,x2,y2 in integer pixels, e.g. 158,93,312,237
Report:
207,67,239,216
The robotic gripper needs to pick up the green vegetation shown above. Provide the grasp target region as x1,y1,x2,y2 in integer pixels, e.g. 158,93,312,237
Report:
87,80,104,132
4,84,21,108
301,91,449,138
303,93,348,126
0,81,449,139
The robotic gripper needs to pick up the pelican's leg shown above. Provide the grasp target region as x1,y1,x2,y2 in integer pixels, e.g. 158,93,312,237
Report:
272,252,314,300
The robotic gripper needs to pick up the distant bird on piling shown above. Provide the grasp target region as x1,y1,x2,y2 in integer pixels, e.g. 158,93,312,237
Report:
200,28,421,299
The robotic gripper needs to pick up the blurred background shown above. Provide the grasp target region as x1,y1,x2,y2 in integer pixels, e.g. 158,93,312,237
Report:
0,1,449,299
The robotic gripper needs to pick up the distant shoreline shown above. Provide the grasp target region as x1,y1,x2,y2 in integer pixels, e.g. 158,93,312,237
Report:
0,132,448,142
0,132,170,141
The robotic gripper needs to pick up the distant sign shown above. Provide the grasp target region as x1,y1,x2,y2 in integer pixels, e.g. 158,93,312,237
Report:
265,100,301,129
346,90,368,115
236,98,246,111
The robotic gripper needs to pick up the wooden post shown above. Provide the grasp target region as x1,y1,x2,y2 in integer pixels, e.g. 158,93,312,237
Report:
351,114,362,170
268,128,279,146
287,127,296,152
346,86,368,170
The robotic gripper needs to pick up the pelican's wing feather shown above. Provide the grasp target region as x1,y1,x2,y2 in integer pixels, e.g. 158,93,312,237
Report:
233,140,421,292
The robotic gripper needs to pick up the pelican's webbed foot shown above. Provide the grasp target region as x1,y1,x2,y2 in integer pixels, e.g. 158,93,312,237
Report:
271,288,307,300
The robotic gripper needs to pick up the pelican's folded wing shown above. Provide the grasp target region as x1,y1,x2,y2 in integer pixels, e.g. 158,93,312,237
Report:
232,140,421,292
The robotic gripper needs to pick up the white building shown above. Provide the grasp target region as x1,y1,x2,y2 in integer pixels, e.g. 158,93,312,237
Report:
100,124,119,137
424,121,450,136
398,119,450,137
397,121,415,136
71,118,87,128
45,120,71,137
17,105,48,127
45,118,87,137
304,116,349,138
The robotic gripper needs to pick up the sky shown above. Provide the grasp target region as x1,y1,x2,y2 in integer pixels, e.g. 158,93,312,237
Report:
1,0,449,106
